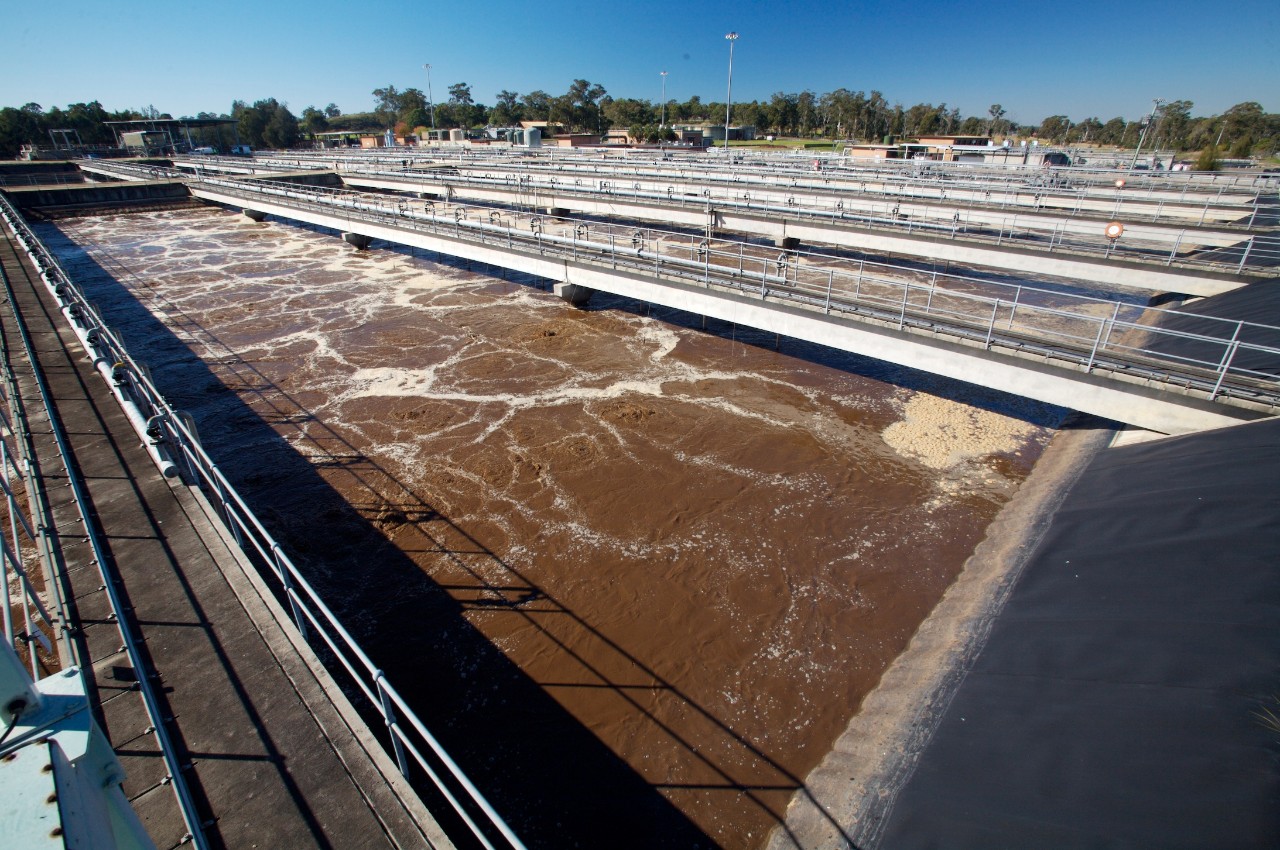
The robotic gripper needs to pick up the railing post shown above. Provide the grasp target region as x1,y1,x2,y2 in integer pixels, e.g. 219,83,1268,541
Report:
375,671,412,779
984,300,999,349
825,270,834,315
1085,302,1120,372
1211,340,1242,400
1236,236,1255,274
271,544,308,640
1209,320,1245,400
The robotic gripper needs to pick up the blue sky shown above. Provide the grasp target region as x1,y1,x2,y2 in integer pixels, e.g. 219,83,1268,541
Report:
3,0,1276,125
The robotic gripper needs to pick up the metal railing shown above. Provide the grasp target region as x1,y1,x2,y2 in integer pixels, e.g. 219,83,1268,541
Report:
0,199,211,849
192,176,1280,409
0,338,64,676
0,192,526,850
333,165,1280,274
77,160,186,182
288,146,1274,209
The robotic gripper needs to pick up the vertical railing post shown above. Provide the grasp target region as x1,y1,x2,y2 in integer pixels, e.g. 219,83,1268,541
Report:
376,671,411,779
0,444,13,646
1209,321,1245,400
1085,302,1120,372
984,300,1000,349
1236,236,1255,274
271,544,308,640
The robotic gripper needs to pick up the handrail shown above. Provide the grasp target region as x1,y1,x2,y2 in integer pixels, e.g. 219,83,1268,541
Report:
333,165,1280,272
190,176,1280,409
0,208,210,850
0,191,527,850
176,152,1276,275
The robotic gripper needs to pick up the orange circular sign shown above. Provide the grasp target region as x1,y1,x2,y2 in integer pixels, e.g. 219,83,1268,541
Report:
1114,178,1126,189
1105,221,1125,240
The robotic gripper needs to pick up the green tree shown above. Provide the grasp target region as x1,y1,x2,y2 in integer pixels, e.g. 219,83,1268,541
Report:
301,106,329,136
372,85,401,125
1195,144,1220,171
263,103,298,148
447,83,473,106
234,100,267,148
492,90,522,126
520,90,551,122
1097,117,1127,146
988,104,1006,136
1037,115,1071,143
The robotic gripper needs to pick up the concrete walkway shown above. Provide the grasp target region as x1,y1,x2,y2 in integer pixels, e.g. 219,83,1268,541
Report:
1,222,449,849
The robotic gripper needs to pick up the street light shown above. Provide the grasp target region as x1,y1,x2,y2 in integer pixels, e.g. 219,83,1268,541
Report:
423,64,436,131
723,32,738,152
1130,97,1164,171
660,71,668,129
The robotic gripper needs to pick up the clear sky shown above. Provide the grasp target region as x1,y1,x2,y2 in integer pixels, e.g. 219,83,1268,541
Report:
3,0,1276,125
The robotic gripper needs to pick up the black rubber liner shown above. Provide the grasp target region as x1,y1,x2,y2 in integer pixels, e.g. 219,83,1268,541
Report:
875,416,1280,848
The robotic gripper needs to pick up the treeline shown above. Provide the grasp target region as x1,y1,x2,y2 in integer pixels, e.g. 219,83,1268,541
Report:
0,101,162,157
3,84,1277,159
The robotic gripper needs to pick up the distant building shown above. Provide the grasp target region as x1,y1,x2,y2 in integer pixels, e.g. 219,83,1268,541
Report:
845,144,902,160
705,125,756,142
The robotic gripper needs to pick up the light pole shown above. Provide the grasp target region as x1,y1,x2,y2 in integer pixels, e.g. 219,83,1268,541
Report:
660,71,668,129
723,32,738,152
423,64,436,131
1130,97,1163,171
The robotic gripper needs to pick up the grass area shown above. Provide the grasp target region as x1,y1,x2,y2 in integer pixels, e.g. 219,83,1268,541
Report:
726,138,840,151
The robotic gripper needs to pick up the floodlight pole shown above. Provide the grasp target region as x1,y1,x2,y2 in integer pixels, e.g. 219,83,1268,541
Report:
424,64,436,130
660,71,668,129
1130,97,1164,171
724,32,738,152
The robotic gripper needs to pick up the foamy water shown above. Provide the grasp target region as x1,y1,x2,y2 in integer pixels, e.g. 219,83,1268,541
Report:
41,206,1061,849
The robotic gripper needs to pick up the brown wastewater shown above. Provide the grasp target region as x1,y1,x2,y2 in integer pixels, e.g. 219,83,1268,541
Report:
40,206,1062,849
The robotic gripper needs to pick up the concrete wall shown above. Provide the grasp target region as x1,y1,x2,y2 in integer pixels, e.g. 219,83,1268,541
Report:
188,183,1260,435
339,174,1249,298
3,181,191,210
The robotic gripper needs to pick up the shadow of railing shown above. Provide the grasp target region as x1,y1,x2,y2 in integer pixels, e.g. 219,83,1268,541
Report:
40,215,800,848
44,203,1080,846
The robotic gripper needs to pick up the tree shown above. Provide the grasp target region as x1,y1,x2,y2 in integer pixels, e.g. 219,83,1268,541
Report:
564,79,607,133
988,104,1006,137
520,90,551,122
603,97,655,131
1195,144,1220,171
1037,115,1071,143
324,103,342,118
262,103,298,148
234,100,268,148
372,85,401,125
1097,117,1127,146
448,83,473,106
492,90,522,126
301,106,329,136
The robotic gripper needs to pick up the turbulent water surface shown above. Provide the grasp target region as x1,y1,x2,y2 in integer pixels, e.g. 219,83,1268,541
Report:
42,207,1061,848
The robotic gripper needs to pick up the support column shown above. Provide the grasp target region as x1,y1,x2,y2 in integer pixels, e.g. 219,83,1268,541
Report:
342,232,373,250
242,209,266,222
553,282,593,307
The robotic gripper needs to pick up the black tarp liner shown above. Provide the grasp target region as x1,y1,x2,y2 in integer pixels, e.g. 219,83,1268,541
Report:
875,417,1280,848
1147,282,1280,378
